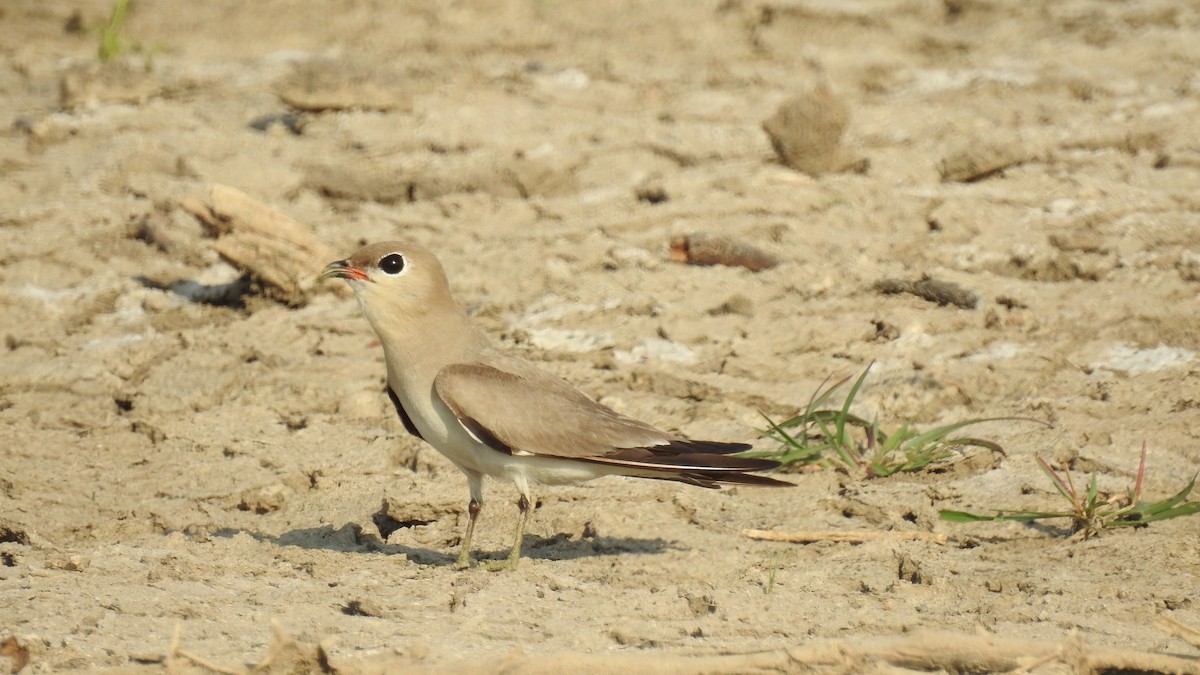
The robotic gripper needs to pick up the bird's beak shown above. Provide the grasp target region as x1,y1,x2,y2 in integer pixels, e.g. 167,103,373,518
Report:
321,260,370,282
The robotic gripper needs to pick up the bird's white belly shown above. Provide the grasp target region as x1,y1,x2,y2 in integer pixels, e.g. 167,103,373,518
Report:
402,394,484,471
484,451,614,486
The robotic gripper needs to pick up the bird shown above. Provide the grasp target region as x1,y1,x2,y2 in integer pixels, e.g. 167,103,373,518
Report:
321,240,791,569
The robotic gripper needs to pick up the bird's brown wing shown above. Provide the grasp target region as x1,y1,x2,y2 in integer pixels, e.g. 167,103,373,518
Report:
433,362,668,459
433,362,787,484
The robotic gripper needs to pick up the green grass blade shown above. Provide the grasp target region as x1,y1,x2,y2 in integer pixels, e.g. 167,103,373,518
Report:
881,422,914,453
806,410,875,434
810,414,858,468
760,412,802,448
1037,456,1075,503
899,448,954,471
835,362,873,442
809,374,851,411
1156,472,1196,510
759,413,809,455
939,510,994,522
1112,501,1200,526
774,374,853,430
940,437,1006,454
98,0,130,61
1125,473,1197,518
771,411,815,430
899,418,1006,451
1148,501,1200,521
753,413,827,466
939,509,1071,523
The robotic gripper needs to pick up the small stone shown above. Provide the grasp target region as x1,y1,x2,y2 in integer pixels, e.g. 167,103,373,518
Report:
762,84,850,176
608,246,658,269
939,140,1031,183
1178,250,1200,282
707,294,755,317
343,598,384,617
46,555,90,572
875,276,978,309
237,484,290,514
635,183,668,204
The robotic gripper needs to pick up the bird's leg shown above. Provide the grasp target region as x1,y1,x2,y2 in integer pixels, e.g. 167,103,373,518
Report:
455,498,481,569
507,494,532,570
456,474,484,570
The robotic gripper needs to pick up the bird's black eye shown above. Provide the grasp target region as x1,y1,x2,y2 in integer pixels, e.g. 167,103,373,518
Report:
378,253,406,275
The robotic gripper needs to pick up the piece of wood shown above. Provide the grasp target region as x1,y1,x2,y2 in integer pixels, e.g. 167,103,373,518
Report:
190,184,349,305
177,195,224,235
742,528,949,546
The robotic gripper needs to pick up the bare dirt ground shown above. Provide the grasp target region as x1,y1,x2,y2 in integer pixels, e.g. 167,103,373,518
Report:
2,1,1200,672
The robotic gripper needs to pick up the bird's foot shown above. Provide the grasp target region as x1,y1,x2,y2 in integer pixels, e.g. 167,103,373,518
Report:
483,559,510,572
483,552,521,572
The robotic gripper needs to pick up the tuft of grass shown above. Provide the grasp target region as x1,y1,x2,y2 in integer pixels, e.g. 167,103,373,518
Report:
940,444,1200,537
746,362,1015,478
97,0,131,62
94,0,162,65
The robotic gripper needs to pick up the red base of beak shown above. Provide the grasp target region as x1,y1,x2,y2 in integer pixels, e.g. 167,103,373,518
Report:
321,260,370,282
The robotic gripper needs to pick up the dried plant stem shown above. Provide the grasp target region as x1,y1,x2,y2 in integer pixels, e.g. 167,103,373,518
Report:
371,630,1200,674
742,528,949,545
1157,615,1200,649
166,622,246,675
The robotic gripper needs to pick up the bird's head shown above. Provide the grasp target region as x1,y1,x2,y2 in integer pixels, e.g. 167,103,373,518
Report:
321,240,456,325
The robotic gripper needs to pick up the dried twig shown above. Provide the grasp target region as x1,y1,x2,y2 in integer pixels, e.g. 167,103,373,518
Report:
1158,615,1200,650
329,630,1200,674
742,528,949,545
181,184,349,306
166,622,246,675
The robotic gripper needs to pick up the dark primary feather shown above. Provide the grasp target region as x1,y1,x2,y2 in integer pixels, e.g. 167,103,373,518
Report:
583,441,789,487
646,469,792,489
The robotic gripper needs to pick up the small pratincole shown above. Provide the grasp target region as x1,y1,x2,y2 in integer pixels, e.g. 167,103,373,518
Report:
322,240,790,569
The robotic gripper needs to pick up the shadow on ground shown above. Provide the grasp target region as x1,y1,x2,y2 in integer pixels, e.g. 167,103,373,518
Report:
210,523,672,566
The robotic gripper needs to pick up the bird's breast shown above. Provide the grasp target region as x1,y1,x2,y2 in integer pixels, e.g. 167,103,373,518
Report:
389,377,488,473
